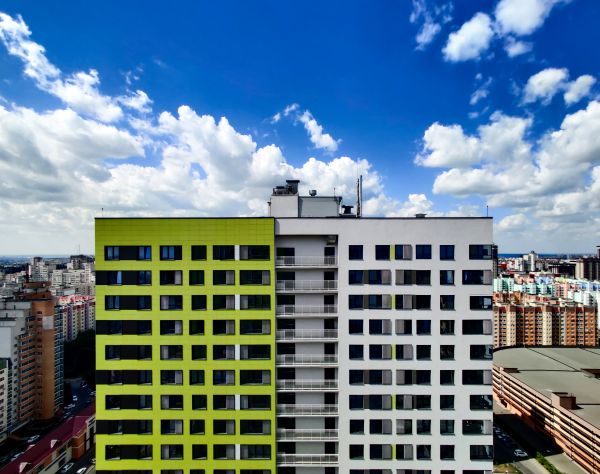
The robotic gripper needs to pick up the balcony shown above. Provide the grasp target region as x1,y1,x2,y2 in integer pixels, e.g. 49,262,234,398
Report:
277,429,339,440
276,354,338,366
277,404,338,416
276,256,337,268
276,280,338,293
277,454,339,465
276,305,337,317
276,379,338,391
276,329,338,341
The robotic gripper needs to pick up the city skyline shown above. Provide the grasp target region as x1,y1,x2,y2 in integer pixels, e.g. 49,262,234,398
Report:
0,1,599,254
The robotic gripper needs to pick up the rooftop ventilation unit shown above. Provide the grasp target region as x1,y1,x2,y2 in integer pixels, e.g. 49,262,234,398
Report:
415,213,427,218
309,190,317,196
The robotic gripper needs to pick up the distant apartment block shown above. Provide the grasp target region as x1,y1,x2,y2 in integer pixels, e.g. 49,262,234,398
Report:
0,283,63,441
94,180,494,474
494,347,600,473
55,295,96,341
493,298,597,348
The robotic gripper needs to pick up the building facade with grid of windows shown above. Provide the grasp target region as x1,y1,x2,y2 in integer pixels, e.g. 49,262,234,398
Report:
95,181,493,474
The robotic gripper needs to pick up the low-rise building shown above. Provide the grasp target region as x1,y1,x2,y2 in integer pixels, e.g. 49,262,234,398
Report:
494,347,600,473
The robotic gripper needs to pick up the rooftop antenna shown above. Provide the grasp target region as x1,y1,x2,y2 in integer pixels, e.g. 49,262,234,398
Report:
101,207,104,217
486,205,489,217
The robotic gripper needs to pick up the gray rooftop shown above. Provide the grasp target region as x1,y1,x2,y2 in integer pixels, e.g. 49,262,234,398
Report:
494,347,600,428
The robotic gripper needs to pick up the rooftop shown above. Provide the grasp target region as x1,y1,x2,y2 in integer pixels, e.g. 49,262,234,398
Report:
494,347,600,428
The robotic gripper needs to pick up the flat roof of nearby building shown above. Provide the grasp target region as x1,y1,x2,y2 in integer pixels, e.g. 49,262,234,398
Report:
494,347,600,428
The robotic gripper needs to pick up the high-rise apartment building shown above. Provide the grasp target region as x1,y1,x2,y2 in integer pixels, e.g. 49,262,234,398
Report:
0,283,63,441
95,181,493,474
493,299,597,348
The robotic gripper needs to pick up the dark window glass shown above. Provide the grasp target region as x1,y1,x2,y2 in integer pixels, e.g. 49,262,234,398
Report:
350,419,364,434
349,245,363,260
349,295,363,309
245,245,270,260
191,245,207,260
470,296,492,310
469,245,492,260
160,246,182,261
213,245,235,260
190,270,204,285
349,270,363,284
416,320,431,335
440,270,455,285
349,345,364,359
440,345,455,360
440,245,454,260
375,245,390,260
189,320,204,335
440,370,454,385
191,295,207,310
440,295,455,310
415,245,432,259
463,270,485,285
349,320,363,334
440,395,454,410
440,320,455,335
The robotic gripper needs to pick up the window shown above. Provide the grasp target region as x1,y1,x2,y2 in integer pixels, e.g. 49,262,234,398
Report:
470,345,492,360
106,295,120,310
416,320,431,335
240,319,270,334
213,270,235,285
396,344,413,360
240,270,270,285
161,444,183,460
138,271,152,285
469,244,492,260
462,370,492,385
240,345,271,360
105,245,151,261
240,420,270,435
213,245,235,260
416,445,431,460
240,395,270,410
463,320,492,335
440,270,455,285
370,444,392,460
191,295,207,310
349,245,363,260
470,296,492,310
160,320,182,335
191,345,206,360
241,445,271,460
470,395,492,410
192,445,208,460
369,319,391,335
240,295,271,310
240,370,270,385
370,344,391,360
440,245,454,260
240,245,270,260
189,320,204,335
190,370,205,385
395,294,430,310
375,245,390,260
189,270,204,285
415,245,431,259
440,445,455,460
160,295,182,310
395,244,412,260
470,445,493,460
160,270,182,285
349,270,363,284
160,370,183,385
463,270,492,285
349,295,363,309
191,245,207,260
440,345,454,360
105,246,120,261
440,295,455,310
213,295,235,310
349,320,363,334
415,295,431,310
350,419,365,434
415,395,431,410
160,246,182,261
440,320,455,335
440,420,455,435
161,395,183,410
213,345,235,360
191,395,207,410
213,370,235,385
416,345,431,360
396,319,412,335
213,320,235,335
440,370,454,385
397,419,413,435
416,419,431,434
161,420,183,435
440,395,454,410
350,445,364,459
349,344,364,359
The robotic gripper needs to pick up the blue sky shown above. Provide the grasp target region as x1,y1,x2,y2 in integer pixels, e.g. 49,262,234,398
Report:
0,0,599,253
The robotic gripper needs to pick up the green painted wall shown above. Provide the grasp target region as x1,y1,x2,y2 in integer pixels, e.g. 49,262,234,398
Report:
95,218,276,473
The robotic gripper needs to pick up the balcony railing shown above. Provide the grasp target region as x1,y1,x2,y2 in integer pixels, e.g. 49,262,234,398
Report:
276,354,338,365
276,329,338,340
277,404,338,415
276,305,337,317
276,379,338,391
277,454,339,465
277,429,339,440
275,256,337,267
276,280,338,292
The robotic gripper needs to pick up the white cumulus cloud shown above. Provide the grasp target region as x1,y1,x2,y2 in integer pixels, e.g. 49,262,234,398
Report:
443,13,494,62
495,0,565,36
564,75,597,105
522,67,569,104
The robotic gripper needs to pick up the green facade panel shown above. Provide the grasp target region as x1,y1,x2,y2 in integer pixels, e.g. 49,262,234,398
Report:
95,218,276,473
